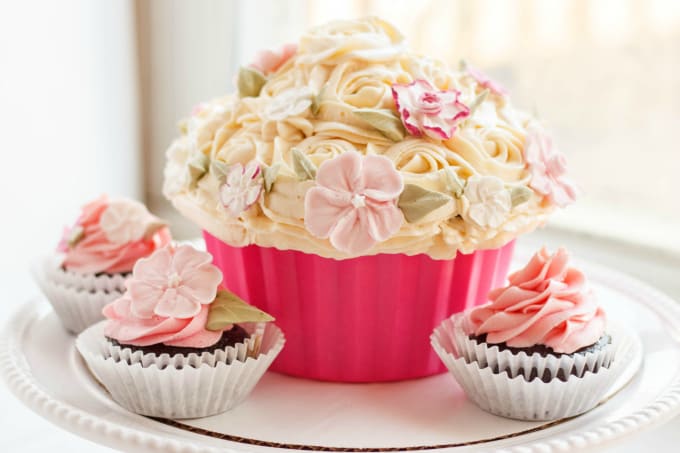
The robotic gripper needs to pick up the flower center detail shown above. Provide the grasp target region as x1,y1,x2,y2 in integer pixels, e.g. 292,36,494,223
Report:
167,272,182,288
351,193,367,208
417,92,442,114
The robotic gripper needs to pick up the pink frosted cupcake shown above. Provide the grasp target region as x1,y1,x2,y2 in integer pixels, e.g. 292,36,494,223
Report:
163,18,577,381
76,244,284,419
432,248,626,421
33,195,171,333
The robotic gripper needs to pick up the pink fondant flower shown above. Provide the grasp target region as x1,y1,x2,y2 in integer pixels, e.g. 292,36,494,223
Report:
304,151,404,254
250,43,297,75
126,244,223,319
219,161,263,217
466,65,507,96
391,79,470,140
524,128,577,208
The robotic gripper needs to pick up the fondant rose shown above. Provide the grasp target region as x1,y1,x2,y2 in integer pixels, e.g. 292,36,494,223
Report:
250,43,297,75
305,151,404,254
297,17,404,65
524,127,577,208
126,244,223,319
466,65,507,96
468,247,606,353
59,196,171,274
219,160,263,217
392,79,470,140
464,175,511,228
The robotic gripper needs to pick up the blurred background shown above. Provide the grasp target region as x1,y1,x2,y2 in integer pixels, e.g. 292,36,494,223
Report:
0,0,679,451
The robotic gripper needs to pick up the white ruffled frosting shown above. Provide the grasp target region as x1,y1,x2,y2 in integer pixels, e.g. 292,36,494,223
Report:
164,17,562,259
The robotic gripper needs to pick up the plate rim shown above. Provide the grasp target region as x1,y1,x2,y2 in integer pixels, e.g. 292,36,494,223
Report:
2,258,680,453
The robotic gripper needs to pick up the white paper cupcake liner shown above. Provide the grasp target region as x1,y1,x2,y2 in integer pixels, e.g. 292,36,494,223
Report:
76,321,285,419
431,313,633,421
446,315,615,381
32,255,127,334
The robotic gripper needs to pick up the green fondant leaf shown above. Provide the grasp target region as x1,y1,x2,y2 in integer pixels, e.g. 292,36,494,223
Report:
468,89,489,114
353,108,406,142
262,163,280,193
237,66,266,98
291,148,317,181
210,160,230,183
442,167,465,198
206,290,275,331
510,186,533,207
68,226,84,248
398,184,452,223
311,85,327,116
459,59,468,71
187,153,209,186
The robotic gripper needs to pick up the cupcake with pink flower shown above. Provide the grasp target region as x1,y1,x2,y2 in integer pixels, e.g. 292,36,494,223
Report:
431,247,629,421
33,195,171,334
76,243,284,419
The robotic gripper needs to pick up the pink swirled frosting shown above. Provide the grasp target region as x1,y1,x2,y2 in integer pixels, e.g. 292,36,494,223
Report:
103,244,225,348
58,195,171,274
467,247,606,354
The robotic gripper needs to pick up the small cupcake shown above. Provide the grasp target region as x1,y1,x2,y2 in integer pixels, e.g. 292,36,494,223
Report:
76,244,284,419
432,247,626,421
33,195,171,333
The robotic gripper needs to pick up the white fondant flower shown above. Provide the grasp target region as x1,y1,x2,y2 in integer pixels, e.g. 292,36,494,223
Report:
265,86,314,121
219,161,263,217
464,175,511,228
100,199,158,244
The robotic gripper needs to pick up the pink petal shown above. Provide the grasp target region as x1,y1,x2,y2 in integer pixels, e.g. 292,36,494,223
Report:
179,264,222,304
153,288,201,319
132,246,173,286
316,151,362,192
304,187,353,238
363,201,403,242
359,155,404,201
128,281,164,319
329,209,376,254
172,245,214,273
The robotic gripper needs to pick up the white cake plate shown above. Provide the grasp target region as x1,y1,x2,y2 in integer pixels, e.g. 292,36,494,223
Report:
2,254,680,453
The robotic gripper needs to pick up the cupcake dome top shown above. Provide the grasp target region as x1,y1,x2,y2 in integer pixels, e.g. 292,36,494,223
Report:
163,17,576,259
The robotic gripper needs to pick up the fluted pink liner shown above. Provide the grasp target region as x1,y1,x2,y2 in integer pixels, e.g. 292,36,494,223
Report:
204,232,515,382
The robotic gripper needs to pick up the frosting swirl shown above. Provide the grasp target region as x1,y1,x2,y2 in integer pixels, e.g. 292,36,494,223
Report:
163,17,572,259
103,244,225,348
59,196,171,274
468,247,606,354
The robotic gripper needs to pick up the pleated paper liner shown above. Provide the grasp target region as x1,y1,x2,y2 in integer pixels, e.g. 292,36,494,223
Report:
204,231,515,382
76,321,285,419
32,255,127,334
431,313,634,421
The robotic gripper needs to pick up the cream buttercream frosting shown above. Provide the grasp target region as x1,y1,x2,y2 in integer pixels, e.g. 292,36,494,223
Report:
163,17,574,259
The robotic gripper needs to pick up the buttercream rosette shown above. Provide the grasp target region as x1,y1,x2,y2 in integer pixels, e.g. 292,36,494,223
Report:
76,244,284,418
33,195,171,334
163,17,577,259
431,247,633,421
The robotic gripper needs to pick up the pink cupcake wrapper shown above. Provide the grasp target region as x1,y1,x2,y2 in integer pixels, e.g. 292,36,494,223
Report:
205,232,515,382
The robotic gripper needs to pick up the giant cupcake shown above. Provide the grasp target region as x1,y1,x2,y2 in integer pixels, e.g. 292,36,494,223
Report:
163,17,576,381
